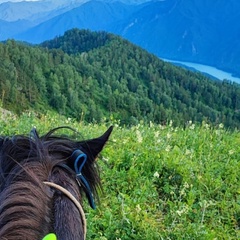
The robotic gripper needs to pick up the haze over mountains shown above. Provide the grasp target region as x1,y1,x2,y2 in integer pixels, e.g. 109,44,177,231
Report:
1,0,240,78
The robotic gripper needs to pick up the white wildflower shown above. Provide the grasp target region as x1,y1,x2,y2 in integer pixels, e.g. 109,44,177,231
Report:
136,204,141,213
185,149,191,155
189,124,195,130
159,124,165,130
154,131,160,138
165,145,171,152
183,182,190,189
136,130,143,143
166,133,172,139
102,157,109,162
219,123,224,129
204,123,210,129
228,150,235,155
154,171,160,178
176,209,183,216
180,188,186,197
176,204,189,216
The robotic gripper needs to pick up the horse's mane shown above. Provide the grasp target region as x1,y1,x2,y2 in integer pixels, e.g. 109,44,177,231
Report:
0,126,112,240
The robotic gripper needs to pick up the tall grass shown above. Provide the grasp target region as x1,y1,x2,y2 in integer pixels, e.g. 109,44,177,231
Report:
0,112,239,239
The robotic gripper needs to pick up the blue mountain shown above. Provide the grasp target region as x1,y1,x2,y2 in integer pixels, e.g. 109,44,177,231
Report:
0,19,34,40
115,0,240,76
13,1,137,43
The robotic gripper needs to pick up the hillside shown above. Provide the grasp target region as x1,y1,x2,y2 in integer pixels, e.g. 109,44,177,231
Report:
0,29,240,128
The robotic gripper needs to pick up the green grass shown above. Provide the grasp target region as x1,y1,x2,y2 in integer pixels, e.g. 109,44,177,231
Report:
1,112,239,239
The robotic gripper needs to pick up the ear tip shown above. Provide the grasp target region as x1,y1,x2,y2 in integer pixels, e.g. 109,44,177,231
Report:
104,126,113,139
108,125,114,132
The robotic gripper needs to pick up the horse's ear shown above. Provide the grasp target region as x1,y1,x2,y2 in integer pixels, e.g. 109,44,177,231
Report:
81,126,113,161
0,138,3,149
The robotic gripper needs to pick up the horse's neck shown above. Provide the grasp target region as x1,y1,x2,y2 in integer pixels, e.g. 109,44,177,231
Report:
51,168,85,240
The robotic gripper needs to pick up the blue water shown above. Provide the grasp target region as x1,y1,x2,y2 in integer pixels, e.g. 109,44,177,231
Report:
162,58,240,84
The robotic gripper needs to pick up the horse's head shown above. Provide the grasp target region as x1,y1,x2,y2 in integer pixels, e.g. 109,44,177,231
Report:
0,126,113,240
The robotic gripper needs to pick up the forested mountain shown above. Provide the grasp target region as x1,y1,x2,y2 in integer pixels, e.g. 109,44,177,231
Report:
1,29,240,127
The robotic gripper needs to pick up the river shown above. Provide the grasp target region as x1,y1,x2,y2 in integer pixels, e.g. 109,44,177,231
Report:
161,58,240,84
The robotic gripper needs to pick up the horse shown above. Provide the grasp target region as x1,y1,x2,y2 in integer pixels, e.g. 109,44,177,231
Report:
0,126,113,240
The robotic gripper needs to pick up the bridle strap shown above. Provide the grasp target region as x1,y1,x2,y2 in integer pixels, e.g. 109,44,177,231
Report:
43,181,87,240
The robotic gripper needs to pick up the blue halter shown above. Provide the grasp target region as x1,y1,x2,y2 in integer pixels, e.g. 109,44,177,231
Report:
70,149,96,209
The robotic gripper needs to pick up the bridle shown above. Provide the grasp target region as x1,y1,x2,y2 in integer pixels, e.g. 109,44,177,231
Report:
44,181,87,240
42,149,96,239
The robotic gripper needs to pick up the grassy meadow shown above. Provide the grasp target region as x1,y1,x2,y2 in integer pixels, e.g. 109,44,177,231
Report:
0,111,239,239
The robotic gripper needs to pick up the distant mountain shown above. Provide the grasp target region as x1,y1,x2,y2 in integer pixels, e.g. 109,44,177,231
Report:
0,0,88,22
14,1,137,43
0,19,34,39
115,0,240,76
0,0,92,42
1,0,240,77
0,1,58,22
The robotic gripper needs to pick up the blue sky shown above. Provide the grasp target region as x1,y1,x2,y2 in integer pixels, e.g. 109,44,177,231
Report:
0,0,39,2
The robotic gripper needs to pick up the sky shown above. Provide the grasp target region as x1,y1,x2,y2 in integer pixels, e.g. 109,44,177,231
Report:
0,0,151,3
0,0,39,2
